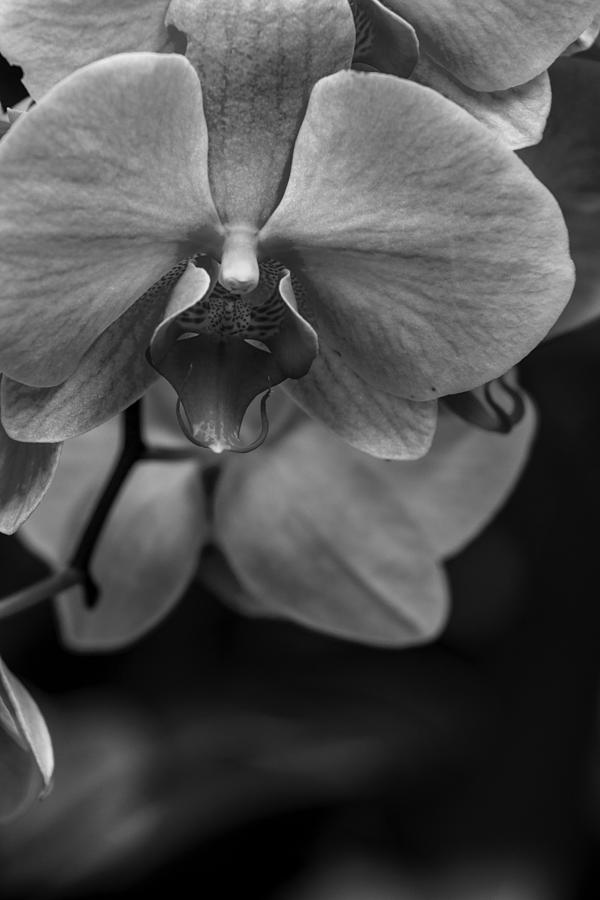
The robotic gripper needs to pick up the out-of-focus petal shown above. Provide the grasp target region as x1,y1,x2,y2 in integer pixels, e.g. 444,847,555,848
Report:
261,72,574,400
0,658,53,822
167,0,355,228
383,0,600,89
413,57,551,150
389,395,537,558
54,460,207,651
521,58,600,338
1,263,211,443
0,53,221,387
0,0,171,98
214,423,449,647
0,418,61,534
352,0,419,78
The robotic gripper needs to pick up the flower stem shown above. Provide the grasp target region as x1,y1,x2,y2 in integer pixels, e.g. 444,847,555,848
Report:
0,568,82,620
69,400,145,606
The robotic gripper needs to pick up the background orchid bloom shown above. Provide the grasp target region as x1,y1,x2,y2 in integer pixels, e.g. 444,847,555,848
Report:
350,0,600,148
0,21,574,476
20,383,536,651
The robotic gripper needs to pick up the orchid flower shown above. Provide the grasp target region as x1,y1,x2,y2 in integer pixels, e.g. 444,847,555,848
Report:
19,384,536,650
349,0,600,148
0,2,573,497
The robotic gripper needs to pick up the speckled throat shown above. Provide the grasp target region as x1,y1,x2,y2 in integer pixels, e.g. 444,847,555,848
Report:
176,259,288,341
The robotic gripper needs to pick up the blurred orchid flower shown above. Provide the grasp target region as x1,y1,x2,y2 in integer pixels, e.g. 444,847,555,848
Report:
520,57,600,339
20,381,536,650
0,656,53,822
349,0,600,148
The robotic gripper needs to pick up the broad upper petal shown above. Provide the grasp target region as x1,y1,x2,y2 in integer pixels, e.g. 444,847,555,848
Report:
0,53,221,387
0,0,171,98
1,263,212,443
520,59,600,338
167,0,355,228
0,658,53,822
214,422,449,646
381,0,600,89
413,57,551,150
261,72,574,400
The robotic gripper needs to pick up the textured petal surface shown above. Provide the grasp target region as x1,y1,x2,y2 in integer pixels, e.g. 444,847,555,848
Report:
0,53,221,387
54,460,207,652
521,59,600,338
261,72,574,400
0,658,53,822
167,0,355,228
413,57,551,150
0,0,171,98
0,418,61,534
282,284,436,458
214,423,449,647
383,0,600,89
1,263,207,443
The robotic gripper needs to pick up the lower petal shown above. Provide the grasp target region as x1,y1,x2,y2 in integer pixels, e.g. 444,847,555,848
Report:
1,262,208,443
284,333,437,459
0,415,61,534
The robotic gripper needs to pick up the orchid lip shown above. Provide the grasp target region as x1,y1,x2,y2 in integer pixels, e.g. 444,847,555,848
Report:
175,388,272,454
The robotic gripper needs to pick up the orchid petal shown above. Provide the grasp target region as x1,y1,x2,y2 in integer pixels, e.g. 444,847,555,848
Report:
54,460,207,652
353,0,419,78
19,382,211,567
1,263,212,443
261,72,573,400
520,59,600,338
0,417,61,534
0,0,171,98
0,53,221,387
214,422,448,646
167,0,355,228
382,0,600,89
149,263,317,453
391,396,537,558
281,277,436,458
0,658,53,822
413,57,551,150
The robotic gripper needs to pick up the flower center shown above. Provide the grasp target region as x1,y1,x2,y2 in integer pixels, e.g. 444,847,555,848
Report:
176,259,288,343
